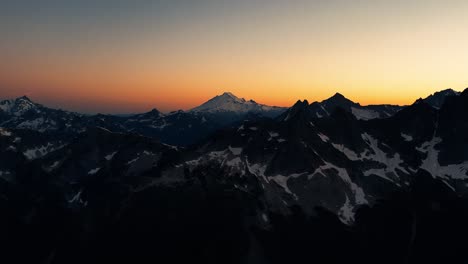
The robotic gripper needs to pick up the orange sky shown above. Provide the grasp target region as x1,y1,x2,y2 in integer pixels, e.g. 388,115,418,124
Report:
1,0,468,113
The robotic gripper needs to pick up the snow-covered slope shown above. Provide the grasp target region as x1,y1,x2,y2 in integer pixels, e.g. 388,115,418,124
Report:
190,92,285,116
0,96,40,116
0,94,287,146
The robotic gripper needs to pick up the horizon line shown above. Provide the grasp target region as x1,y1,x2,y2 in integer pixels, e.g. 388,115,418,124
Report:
1,87,464,115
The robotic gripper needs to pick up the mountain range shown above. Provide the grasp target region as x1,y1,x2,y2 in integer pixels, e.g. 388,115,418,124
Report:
0,89,457,147
1,88,467,264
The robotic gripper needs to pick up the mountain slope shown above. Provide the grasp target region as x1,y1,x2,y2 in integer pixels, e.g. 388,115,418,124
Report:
190,92,286,117
2,89,468,263
307,93,402,120
0,93,287,146
424,88,460,109
181,89,468,224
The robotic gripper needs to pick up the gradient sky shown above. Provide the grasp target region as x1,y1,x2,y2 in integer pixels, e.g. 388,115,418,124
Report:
1,0,468,113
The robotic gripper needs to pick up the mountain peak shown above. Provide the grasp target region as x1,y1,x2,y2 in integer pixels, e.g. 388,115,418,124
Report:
414,98,426,104
217,92,246,103
438,88,457,95
280,99,311,121
324,92,354,103
145,108,162,117
295,99,309,106
0,95,38,116
321,92,357,108
331,92,346,99
221,92,237,98
191,91,275,114
189,92,285,116
461,88,468,97
17,95,32,102
424,89,460,109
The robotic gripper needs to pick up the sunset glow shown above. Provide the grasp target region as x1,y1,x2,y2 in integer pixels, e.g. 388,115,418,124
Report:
2,0,468,113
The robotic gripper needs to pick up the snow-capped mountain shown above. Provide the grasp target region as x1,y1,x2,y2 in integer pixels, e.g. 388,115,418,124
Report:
177,89,468,225
0,96,39,116
0,88,462,148
2,88,468,263
0,96,107,133
190,92,286,117
0,93,287,146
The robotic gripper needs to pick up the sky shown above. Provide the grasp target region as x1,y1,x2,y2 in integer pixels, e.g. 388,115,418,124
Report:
1,0,468,113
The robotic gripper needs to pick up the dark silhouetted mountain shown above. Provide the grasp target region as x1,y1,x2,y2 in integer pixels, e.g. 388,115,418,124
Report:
308,92,403,120
279,99,311,122
424,88,460,109
2,88,468,263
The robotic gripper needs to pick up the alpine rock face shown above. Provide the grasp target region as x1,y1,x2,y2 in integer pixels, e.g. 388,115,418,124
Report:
181,91,468,225
0,92,286,146
307,93,403,120
423,88,460,109
1,89,468,264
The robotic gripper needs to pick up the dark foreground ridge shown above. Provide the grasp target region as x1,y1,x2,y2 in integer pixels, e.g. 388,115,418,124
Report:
0,88,467,263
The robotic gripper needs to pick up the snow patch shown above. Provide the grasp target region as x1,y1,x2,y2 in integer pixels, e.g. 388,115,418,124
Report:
268,132,279,141
417,137,468,180
332,143,360,161
317,133,329,143
17,118,45,130
361,133,409,182
261,213,269,223
229,146,242,155
320,105,330,116
105,151,118,161
68,189,87,206
401,133,413,142
309,162,368,205
0,100,13,112
208,150,228,159
23,143,64,160
49,161,60,170
88,168,101,175
351,107,380,120
0,128,12,136
363,169,394,183
149,120,170,130
127,157,140,165
226,157,242,167
7,145,16,151
338,195,354,224
268,173,304,197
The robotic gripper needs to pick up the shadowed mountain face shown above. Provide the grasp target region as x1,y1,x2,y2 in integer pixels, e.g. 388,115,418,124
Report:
423,88,460,109
0,90,456,146
1,89,468,263
308,93,403,120
0,92,286,146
